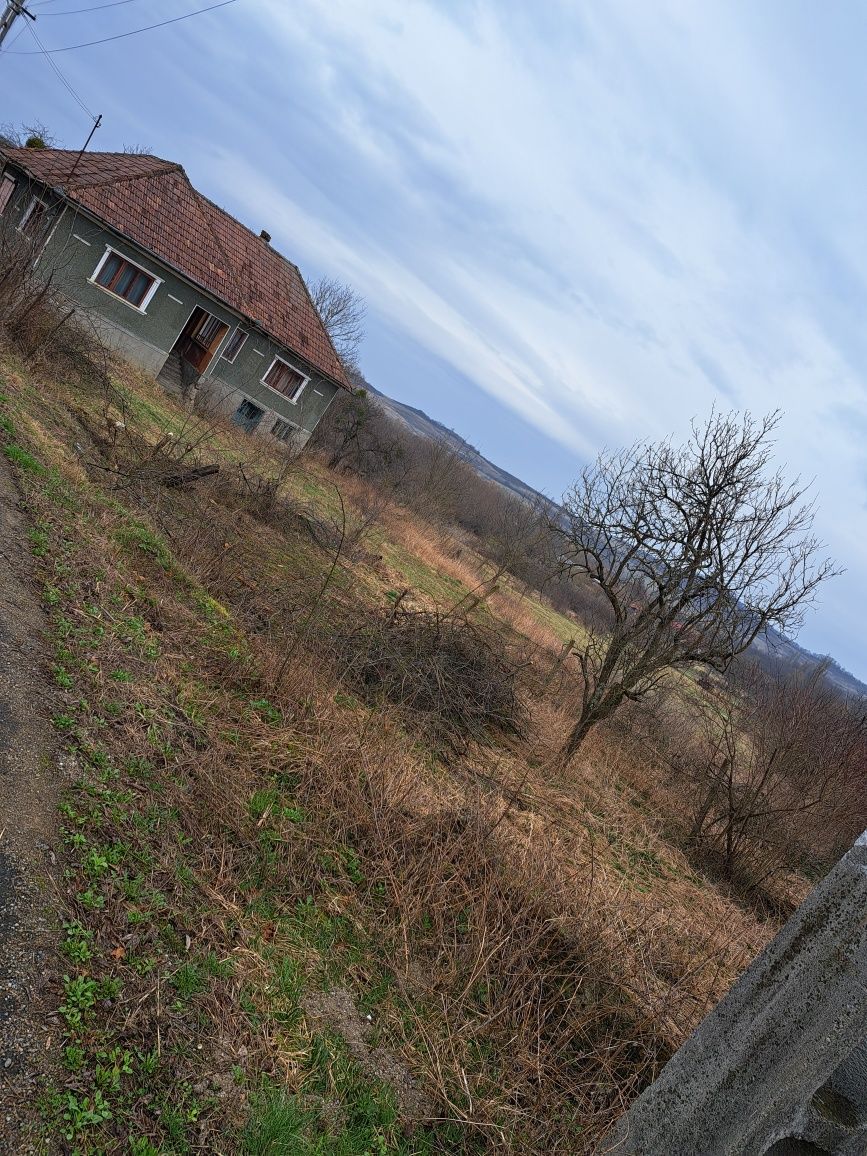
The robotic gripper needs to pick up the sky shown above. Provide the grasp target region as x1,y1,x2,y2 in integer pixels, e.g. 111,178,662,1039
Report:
4,0,867,680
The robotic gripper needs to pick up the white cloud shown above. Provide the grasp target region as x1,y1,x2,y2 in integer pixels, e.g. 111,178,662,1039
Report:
221,0,867,668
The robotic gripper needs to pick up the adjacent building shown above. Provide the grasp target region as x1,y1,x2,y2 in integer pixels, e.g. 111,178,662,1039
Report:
0,147,349,446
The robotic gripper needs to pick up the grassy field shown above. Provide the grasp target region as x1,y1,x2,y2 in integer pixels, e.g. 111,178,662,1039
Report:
0,351,780,1154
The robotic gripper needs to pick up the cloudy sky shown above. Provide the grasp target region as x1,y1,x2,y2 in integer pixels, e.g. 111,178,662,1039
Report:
5,0,867,680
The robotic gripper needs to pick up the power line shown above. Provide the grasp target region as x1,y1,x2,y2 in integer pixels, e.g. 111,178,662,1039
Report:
25,18,97,119
39,0,146,15
6,0,239,53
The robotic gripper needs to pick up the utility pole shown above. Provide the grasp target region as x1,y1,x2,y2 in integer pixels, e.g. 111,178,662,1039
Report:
66,113,102,185
0,0,35,51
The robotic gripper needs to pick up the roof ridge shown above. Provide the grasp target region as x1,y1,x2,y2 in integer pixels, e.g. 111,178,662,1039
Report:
1,146,182,190
68,159,182,191
2,146,175,167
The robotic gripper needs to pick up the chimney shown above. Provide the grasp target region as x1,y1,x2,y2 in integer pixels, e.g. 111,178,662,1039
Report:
259,229,271,243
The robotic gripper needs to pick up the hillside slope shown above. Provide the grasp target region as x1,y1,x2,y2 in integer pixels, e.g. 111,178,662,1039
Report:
0,346,788,1154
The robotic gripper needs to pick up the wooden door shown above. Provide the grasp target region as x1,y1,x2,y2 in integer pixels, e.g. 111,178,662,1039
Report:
177,307,229,373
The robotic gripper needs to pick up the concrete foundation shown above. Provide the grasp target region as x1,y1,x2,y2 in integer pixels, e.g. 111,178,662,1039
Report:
600,834,867,1155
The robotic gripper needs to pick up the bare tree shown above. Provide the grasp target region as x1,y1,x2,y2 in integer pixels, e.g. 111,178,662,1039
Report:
0,121,58,149
682,660,867,881
310,385,403,476
553,411,837,762
308,275,366,370
478,489,550,583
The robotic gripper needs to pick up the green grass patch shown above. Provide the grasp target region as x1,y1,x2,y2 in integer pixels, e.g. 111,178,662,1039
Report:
4,442,45,472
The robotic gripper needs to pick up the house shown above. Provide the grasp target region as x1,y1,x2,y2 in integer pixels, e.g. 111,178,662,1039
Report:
0,148,350,446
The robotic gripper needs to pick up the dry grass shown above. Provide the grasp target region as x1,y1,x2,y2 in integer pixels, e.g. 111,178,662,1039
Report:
0,341,791,1153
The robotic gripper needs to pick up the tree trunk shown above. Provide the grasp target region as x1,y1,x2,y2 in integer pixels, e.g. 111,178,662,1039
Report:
541,638,575,693
559,691,622,764
688,782,720,845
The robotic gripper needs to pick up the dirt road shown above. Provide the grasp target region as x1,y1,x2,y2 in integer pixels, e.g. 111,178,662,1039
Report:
0,458,68,1152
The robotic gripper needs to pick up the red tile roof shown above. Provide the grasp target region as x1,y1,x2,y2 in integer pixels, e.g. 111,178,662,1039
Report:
1,148,349,389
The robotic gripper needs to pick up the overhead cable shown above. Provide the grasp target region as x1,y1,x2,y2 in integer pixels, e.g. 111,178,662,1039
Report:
6,0,239,53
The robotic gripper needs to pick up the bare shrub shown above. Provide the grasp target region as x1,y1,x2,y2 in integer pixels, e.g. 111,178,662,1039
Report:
0,227,109,383
308,275,366,370
336,605,527,754
0,121,59,150
343,482,388,560
310,385,403,475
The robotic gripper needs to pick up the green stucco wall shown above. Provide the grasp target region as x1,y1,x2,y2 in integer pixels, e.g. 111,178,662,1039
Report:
0,162,340,442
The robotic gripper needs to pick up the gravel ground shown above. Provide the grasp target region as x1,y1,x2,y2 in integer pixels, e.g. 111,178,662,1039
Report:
0,458,69,1153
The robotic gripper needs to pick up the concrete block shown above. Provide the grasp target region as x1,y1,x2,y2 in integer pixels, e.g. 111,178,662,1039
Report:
600,834,867,1155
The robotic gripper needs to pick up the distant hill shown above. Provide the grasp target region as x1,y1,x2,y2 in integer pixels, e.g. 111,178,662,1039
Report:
363,380,548,507
363,377,867,702
753,628,867,699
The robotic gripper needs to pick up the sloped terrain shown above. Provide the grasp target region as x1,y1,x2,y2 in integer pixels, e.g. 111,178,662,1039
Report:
0,351,787,1154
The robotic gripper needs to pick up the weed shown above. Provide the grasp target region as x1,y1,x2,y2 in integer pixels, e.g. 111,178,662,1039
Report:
61,921,94,966
130,1139,161,1156
249,787,278,822
59,974,100,1030
343,848,365,886
78,887,105,911
250,697,282,725
171,961,208,1002
83,843,125,878
94,1047,133,1092
138,1048,159,1076
62,1044,86,1073
62,1090,112,1140
115,520,173,570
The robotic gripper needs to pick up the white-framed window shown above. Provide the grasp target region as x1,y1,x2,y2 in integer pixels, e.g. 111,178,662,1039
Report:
89,246,162,312
221,328,248,363
19,196,50,238
271,417,297,441
0,175,16,217
261,355,308,403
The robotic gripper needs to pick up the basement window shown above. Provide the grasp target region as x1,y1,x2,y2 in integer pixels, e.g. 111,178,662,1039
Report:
262,355,308,403
271,418,297,441
233,398,263,433
90,246,161,311
0,175,15,216
221,328,248,363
